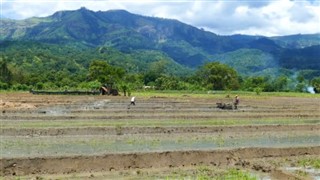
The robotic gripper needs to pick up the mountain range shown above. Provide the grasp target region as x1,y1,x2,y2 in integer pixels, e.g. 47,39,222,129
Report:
1,7,320,77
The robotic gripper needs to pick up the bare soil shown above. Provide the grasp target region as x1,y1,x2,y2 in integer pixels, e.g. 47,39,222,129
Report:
1,147,319,176
0,92,319,179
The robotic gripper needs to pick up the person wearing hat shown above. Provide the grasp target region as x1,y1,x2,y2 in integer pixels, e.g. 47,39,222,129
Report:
234,95,239,109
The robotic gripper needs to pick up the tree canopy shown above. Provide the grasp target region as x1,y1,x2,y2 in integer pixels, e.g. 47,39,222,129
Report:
0,41,319,93
196,62,240,90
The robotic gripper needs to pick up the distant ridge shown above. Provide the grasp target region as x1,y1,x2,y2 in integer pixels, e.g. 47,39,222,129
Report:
1,8,319,72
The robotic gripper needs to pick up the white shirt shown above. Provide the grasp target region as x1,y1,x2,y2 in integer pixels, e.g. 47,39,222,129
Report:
131,97,135,102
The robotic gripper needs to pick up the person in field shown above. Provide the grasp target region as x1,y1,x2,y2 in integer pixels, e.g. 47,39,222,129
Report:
130,96,136,106
234,95,239,109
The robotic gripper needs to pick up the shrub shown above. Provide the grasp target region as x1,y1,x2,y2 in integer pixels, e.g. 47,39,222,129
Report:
11,84,30,91
0,82,9,90
254,87,263,95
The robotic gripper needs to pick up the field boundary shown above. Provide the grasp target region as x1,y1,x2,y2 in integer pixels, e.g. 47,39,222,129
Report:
1,124,319,136
1,146,319,176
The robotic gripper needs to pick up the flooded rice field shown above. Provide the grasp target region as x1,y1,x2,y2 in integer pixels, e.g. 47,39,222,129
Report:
1,132,319,158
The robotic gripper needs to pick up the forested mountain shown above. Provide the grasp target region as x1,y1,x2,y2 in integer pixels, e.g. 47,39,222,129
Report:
1,8,320,92
2,7,319,70
270,34,320,49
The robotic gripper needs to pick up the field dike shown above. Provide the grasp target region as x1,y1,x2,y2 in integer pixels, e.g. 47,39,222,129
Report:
1,146,319,176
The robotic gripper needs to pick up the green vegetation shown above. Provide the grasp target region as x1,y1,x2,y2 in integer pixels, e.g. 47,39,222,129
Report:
165,167,257,180
2,42,319,94
298,158,320,169
214,49,277,76
0,41,194,93
1,8,319,94
1,41,319,94
2,118,318,129
222,169,257,180
195,62,240,90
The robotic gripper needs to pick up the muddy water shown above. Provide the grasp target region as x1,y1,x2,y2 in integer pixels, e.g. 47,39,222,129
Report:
284,167,320,180
1,132,319,158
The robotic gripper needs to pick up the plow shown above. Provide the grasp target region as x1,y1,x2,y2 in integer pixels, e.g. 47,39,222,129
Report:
216,102,234,110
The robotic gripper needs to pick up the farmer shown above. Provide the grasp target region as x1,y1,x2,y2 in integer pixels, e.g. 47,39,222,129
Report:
130,96,136,106
234,95,239,109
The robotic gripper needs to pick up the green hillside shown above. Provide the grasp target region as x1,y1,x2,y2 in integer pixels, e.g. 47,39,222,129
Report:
0,41,192,89
1,8,320,92
212,49,277,76
1,8,319,70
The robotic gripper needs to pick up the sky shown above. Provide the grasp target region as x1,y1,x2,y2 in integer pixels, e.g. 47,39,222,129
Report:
1,0,320,36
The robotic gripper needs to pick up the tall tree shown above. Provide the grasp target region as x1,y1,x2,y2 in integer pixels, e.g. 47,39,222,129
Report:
196,62,240,90
88,60,125,84
311,77,320,93
0,57,13,84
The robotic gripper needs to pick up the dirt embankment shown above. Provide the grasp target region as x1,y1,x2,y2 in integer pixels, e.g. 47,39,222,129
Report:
1,146,319,176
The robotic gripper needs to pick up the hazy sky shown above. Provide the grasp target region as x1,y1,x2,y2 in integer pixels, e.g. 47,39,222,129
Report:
1,0,320,36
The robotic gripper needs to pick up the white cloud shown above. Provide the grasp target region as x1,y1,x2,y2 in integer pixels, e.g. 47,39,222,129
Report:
1,0,319,36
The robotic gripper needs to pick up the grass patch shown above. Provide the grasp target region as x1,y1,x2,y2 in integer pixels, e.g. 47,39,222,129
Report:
222,168,257,180
1,118,319,129
164,167,257,180
298,158,320,169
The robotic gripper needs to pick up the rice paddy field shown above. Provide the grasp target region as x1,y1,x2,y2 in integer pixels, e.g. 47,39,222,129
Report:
0,91,319,179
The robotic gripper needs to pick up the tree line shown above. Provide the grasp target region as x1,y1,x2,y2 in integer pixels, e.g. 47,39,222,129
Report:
1,41,319,94
1,56,319,94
